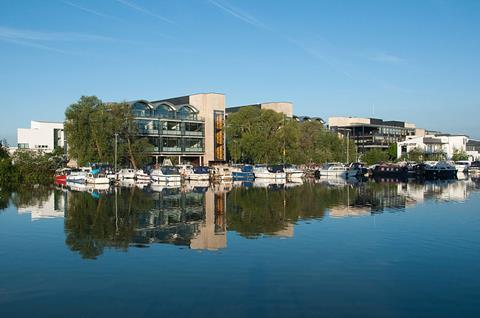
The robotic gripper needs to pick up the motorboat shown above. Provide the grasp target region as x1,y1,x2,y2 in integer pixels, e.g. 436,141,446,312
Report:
134,169,150,182
283,165,304,179
253,165,286,179
66,169,88,184
314,163,352,178
469,161,480,174
422,161,457,180
117,168,136,180
54,168,71,184
232,165,255,181
210,165,233,181
185,166,211,181
454,161,470,173
150,166,181,183
177,164,193,177
86,172,111,184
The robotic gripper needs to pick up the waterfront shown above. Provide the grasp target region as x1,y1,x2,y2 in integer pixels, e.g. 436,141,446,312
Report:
1,178,480,317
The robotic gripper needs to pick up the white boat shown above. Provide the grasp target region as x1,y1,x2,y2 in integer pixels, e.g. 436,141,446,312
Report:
454,161,470,173
211,165,233,181
117,168,136,180
185,166,210,181
253,165,287,179
150,182,181,192
177,164,193,177
86,172,110,184
66,169,88,184
284,166,304,179
315,163,352,178
151,166,181,183
469,161,480,174
134,169,150,181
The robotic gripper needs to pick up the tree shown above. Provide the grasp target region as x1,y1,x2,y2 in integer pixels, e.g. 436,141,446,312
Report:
64,97,152,168
388,143,398,161
362,149,389,165
452,149,468,161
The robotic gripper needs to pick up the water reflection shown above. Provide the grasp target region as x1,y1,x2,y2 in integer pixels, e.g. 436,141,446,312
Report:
3,176,480,258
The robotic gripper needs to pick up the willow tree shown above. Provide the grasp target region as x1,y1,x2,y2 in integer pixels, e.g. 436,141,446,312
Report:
65,96,151,168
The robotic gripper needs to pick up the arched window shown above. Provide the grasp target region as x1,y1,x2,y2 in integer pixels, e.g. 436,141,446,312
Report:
153,103,175,118
132,102,151,117
177,105,198,120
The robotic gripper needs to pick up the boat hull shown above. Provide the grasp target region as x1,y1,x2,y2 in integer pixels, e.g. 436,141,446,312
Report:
151,175,181,183
254,172,286,179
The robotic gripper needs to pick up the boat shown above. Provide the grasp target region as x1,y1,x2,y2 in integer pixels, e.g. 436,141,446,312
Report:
253,165,287,179
454,161,470,173
232,165,255,181
371,164,409,180
284,165,304,179
422,161,457,180
54,168,71,184
346,162,368,177
117,168,136,180
150,166,181,183
66,168,89,184
469,161,480,174
134,169,150,182
86,172,111,184
185,166,211,181
315,163,352,178
210,165,233,181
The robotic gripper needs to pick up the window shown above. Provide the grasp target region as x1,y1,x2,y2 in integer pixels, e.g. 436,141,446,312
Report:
18,143,29,149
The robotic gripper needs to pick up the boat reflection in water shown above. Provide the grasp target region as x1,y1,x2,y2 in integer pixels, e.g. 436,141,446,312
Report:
4,177,480,259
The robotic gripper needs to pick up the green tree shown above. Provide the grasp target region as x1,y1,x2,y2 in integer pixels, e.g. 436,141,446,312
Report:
362,149,389,165
407,147,424,162
452,149,468,161
388,143,398,161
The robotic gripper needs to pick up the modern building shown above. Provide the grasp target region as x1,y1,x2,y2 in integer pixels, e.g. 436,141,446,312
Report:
128,93,226,165
396,134,469,160
328,117,419,153
227,101,294,118
17,120,65,153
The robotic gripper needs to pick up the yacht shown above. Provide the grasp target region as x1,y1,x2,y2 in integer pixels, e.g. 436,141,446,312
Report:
185,166,211,181
66,169,89,184
454,161,470,173
253,165,287,179
134,169,150,182
86,172,110,185
211,165,233,181
423,161,457,180
117,168,136,180
284,165,304,179
150,166,182,183
315,163,351,178
232,165,255,181
469,161,480,174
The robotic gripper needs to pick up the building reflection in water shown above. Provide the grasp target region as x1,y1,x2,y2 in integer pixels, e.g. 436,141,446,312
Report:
3,176,479,259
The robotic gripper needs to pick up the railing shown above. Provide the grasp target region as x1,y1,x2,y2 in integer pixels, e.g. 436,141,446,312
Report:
184,131,204,137
133,111,204,121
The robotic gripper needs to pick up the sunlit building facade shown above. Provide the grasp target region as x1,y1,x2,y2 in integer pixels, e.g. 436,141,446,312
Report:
129,93,226,165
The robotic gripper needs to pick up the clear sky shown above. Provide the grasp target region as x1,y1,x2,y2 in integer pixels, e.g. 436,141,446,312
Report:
1,0,479,144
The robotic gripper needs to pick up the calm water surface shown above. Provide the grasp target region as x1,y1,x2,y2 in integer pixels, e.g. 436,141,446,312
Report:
1,177,480,317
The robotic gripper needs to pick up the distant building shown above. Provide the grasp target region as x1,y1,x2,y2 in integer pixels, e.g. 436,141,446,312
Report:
466,139,480,161
127,93,225,165
328,117,419,153
17,120,65,153
396,134,469,160
227,102,293,118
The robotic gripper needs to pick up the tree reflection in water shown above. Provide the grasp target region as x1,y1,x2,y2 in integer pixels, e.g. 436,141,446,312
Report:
3,178,479,259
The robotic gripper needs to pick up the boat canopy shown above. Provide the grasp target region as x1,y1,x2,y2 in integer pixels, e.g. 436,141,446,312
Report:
241,165,254,173
193,166,209,174
267,165,284,173
161,166,180,175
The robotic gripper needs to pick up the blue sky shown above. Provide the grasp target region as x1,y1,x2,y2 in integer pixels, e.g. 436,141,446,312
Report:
1,0,479,144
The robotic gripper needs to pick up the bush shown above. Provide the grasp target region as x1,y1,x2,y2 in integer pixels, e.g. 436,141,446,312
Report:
362,149,389,165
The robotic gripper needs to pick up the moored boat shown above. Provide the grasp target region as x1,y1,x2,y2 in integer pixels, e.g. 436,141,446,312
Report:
54,168,71,184
150,166,181,183
232,165,255,181
468,161,480,174
422,161,457,180
372,164,409,180
66,168,88,184
211,165,233,181
117,168,136,180
284,165,304,179
86,172,110,184
134,169,150,182
253,165,286,179
315,163,352,178
185,166,210,181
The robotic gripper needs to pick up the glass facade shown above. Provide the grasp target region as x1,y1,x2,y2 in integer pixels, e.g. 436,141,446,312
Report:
132,101,205,155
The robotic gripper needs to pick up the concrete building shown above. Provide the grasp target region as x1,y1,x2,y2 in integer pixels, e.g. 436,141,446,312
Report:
328,117,418,153
396,134,469,160
128,93,226,165
227,101,294,118
17,120,65,153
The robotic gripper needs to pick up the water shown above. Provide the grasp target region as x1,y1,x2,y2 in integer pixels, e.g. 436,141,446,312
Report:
1,178,480,317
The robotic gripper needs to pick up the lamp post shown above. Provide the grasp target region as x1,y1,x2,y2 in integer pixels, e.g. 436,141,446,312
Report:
114,133,118,173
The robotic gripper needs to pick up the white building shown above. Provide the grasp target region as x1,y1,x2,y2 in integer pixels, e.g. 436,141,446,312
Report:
17,120,65,153
466,140,480,161
397,134,469,160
